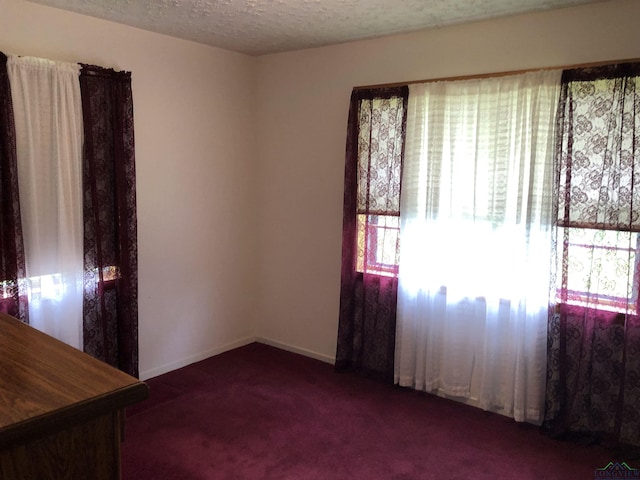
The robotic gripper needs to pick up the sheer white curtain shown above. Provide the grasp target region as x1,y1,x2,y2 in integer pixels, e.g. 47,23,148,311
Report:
7,56,84,349
395,71,561,423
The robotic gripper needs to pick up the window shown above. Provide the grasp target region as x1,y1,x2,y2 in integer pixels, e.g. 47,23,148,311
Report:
353,93,404,277
357,214,400,276
556,65,640,315
559,228,639,313
0,54,139,376
336,86,407,381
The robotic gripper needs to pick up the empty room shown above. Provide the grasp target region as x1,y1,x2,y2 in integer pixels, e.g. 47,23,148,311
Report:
1,0,640,478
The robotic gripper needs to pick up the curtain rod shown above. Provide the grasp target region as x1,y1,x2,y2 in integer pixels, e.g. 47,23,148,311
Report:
353,57,640,90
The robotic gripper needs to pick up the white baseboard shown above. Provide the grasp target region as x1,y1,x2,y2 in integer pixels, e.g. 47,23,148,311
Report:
139,336,257,380
140,336,335,380
255,337,335,365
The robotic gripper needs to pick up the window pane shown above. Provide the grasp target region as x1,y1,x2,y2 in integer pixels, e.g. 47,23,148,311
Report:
558,227,638,312
557,74,640,231
357,214,400,277
356,96,404,215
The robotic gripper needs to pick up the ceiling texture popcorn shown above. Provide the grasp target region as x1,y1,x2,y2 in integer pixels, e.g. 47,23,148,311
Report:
28,0,610,56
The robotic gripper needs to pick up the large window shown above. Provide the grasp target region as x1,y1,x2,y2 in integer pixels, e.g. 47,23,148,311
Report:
348,66,640,315
339,61,640,444
395,71,561,423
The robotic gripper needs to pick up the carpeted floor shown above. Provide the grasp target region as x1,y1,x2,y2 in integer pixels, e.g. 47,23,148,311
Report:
121,342,617,479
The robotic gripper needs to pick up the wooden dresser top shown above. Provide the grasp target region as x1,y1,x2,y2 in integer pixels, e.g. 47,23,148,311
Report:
0,312,148,449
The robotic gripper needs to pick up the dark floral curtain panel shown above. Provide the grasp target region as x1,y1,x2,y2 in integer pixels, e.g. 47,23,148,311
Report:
335,87,408,383
0,53,28,323
545,63,640,448
80,65,139,378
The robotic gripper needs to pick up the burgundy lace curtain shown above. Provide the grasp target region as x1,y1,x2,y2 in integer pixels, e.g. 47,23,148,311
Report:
0,53,28,323
80,64,138,378
335,87,408,383
544,63,640,448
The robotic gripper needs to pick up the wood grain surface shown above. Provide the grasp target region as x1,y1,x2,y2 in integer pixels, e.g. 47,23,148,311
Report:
0,312,148,479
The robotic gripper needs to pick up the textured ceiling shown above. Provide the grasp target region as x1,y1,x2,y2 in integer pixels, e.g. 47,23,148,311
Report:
28,0,609,56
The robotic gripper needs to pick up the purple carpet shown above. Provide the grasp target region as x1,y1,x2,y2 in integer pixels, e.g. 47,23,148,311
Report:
121,342,616,479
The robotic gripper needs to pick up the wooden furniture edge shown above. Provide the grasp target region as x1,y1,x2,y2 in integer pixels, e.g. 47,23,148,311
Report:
0,381,149,451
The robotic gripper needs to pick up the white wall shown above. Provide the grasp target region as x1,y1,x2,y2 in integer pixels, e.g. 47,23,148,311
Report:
254,0,640,362
0,0,258,379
